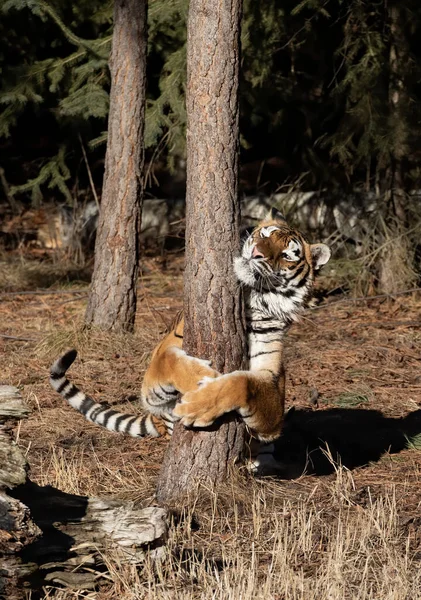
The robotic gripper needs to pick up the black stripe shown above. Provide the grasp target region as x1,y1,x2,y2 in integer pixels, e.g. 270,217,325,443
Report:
138,416,148,436
80,396,96,414
63,383,78,399
255,316,278,322
152,388,168,402
259,281,276,292
56,379,69,394
259,368,276,376
89,406,110,422
249,336,284,344
250,349,281,359
280,288,297,299
59,349,78,371
114,413,133,431
161,414,174,423
296,273,309,288
159,385,179,396
50,370,63,380
102,409,120,428
290,263,309,286
288,263,305,280
124,416,138,434
259,296,270,311
248,326,283,334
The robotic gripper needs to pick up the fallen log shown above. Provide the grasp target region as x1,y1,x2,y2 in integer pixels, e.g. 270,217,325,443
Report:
0,385,167,598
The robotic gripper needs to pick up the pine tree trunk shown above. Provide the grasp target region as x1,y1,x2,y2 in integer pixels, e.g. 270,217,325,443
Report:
85,0,147,332
388,4,409,226
378,4,412,294
156,0,246,504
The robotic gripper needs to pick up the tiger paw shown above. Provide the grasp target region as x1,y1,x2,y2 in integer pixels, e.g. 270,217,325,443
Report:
173,372,246,428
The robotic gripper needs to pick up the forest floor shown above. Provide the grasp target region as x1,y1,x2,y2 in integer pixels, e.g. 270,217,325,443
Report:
1,251,421,599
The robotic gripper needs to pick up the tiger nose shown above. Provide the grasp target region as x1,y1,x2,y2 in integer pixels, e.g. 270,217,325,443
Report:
252,245,265,259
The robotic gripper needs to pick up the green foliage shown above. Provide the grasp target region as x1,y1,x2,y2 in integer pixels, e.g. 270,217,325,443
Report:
145,0,188,163
0,0,113,201
0,0,192,198
406,433,421,451
333,390,371,408
59,83,109,118
1,0,421,204
313,0,421,186
10,146,72,204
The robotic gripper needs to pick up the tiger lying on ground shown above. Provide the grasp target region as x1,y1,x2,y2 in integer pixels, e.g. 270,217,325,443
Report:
50,211,330,473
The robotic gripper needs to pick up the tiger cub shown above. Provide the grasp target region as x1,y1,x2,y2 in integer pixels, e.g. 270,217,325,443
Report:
50,212,330,462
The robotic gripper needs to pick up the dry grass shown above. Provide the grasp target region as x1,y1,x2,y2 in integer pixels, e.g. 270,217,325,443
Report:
35,476,421,600
321,215,420,298
0,253,92,292
1,255,421,599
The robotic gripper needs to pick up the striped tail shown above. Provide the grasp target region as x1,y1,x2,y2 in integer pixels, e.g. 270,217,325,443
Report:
49,350,162,438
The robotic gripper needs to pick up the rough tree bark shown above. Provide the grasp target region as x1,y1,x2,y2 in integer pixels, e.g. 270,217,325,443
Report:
85,0,147,332
156,0,246,504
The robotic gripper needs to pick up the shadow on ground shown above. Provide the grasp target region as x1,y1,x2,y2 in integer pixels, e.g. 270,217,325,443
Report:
7,481,90,595
270,407,421,479
10,481,89,564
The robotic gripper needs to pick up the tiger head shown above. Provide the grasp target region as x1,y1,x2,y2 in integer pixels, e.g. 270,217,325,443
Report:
234,210,331,293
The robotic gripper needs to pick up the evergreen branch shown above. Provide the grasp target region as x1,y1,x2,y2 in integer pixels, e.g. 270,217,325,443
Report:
26,37,111,83
37,0,90,48
10,147,72,202
3,0,111,56
88,132,108,149
59,83,109,118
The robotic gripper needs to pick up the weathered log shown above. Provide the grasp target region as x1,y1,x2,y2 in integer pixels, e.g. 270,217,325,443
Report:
0,434,28,493
0,386,31,492
0,492,41,599
0,386,31,420
0,385,30,490
0,386,168,597
0,387,39,599
10,486,167,591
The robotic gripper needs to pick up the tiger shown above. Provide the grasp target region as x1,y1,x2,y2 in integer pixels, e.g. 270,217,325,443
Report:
50,211,330,471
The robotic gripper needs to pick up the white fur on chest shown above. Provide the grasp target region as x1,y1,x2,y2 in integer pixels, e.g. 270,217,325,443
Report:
248,286,308,320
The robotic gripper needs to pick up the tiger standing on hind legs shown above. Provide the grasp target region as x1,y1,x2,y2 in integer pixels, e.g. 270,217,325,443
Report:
50,212,331,476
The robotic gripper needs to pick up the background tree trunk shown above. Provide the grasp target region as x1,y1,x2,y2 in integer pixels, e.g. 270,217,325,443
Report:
388,4,409,226
156,0,246,504
377,4,414,295
85,0,147,332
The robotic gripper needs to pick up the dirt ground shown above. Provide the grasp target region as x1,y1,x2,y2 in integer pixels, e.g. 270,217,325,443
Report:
1,253,421,597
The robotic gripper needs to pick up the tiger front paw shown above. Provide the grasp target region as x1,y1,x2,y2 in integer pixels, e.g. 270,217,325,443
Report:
173,373,245,428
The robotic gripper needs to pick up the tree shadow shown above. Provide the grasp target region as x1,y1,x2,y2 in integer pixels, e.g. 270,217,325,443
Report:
269,407,421,479
10,480,89,567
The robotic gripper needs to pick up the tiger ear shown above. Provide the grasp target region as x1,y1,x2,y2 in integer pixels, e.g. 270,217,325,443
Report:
264,207,287,224
310,243,331,269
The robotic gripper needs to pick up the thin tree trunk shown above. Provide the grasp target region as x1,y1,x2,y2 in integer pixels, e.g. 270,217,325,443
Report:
388,3,409,226
85,0,147,332
378,3,413,295
156,0,246,504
